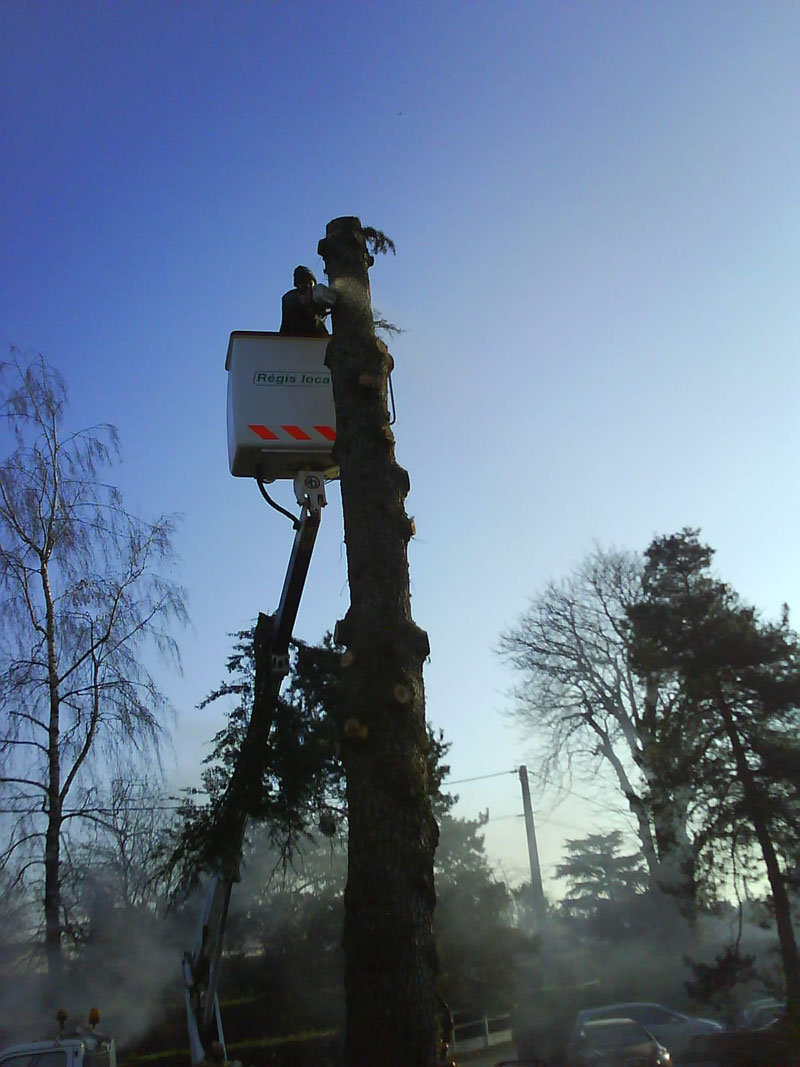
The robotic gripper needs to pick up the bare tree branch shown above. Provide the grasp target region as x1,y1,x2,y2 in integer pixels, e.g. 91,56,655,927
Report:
0,349,188,965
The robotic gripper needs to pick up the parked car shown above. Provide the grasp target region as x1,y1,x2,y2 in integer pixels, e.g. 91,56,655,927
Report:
738,999,784,1031
736,997,782,1028
566,1003,721,1061
749,1004,784,1031
567,1017,672,1066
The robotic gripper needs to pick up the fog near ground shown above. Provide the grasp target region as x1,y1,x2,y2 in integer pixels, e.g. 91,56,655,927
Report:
509,895,785,1060
0,888,200,1049
0,822,789,1056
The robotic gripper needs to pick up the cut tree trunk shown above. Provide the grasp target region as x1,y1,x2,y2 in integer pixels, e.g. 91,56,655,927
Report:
318,217,438,1067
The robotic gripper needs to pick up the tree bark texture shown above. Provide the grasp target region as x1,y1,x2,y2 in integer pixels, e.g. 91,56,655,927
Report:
318,217,438,1067
42,556,63,978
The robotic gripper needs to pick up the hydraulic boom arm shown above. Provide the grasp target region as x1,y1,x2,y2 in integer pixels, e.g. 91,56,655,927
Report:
183,472,327,1065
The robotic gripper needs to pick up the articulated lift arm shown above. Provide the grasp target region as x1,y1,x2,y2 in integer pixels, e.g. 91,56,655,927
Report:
183,472,327,1066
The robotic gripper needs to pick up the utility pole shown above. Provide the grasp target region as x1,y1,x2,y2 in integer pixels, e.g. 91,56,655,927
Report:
518,765,546,928
318,217,438,1067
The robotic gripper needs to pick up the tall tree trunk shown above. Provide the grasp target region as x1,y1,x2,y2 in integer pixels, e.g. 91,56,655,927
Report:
318,217,438,1067
640,676,698,916
593,722,660,882
649,790,698,920
44,795,62,977
42,558,63,978
716,685,800,1028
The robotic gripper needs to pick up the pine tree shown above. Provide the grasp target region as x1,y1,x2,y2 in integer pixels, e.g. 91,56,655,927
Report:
555,830,649,919
626,529,800,1027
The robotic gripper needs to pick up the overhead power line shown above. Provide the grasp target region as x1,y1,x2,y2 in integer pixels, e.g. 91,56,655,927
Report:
444,769,517,785
444,766,629,818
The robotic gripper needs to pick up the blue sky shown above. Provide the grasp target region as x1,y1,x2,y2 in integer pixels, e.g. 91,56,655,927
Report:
2,1,799,889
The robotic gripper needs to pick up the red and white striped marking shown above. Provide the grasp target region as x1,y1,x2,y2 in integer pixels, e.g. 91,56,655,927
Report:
248,424,336,442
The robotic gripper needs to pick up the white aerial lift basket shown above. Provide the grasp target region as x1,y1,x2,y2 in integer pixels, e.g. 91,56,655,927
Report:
226,331,338,479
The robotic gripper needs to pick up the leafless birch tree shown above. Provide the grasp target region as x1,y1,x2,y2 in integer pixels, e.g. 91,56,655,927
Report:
0,351,187,975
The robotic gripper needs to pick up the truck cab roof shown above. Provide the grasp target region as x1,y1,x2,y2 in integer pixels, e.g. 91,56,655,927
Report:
1,1030,116,1067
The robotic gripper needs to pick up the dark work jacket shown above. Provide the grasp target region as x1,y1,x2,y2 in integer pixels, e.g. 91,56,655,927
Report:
280,289,329,337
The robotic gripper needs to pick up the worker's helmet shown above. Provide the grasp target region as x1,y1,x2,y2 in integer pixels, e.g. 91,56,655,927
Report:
293,265,316,287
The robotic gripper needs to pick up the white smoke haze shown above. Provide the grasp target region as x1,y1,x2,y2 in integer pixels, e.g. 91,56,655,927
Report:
0,887,787,1062
67,899,197,1045
0,823,346,1052
509,888,788,1061
0,886,202,1051
0,813,790,1059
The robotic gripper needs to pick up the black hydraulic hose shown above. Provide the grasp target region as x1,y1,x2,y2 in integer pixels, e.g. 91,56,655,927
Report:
256,474,301,529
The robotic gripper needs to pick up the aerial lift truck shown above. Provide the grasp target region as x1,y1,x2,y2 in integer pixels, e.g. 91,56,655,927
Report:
182,331,338,1065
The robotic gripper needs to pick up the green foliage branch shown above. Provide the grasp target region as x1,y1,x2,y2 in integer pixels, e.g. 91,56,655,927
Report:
167,631,347,899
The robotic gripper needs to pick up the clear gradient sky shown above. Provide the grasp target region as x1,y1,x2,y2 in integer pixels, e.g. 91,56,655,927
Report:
2,1,798,891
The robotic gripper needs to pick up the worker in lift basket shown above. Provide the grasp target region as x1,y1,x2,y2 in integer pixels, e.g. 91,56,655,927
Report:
280,265,335,337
